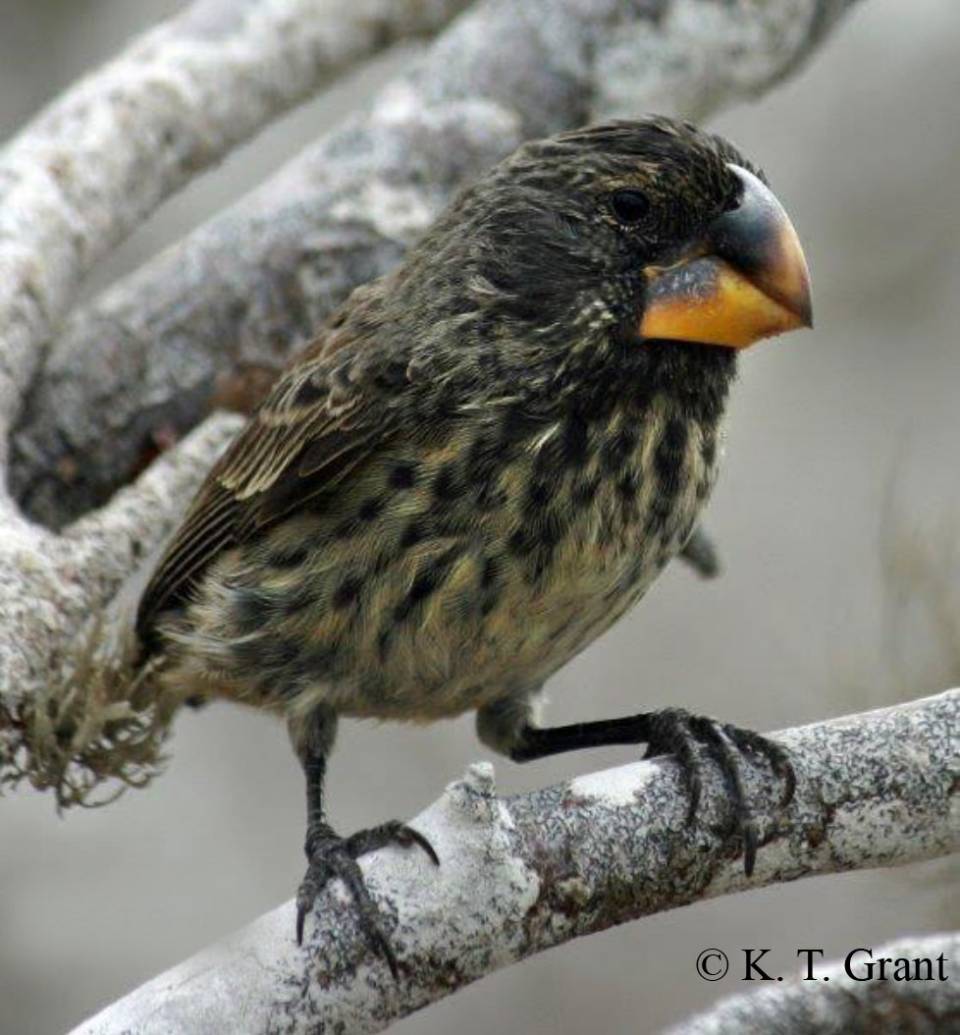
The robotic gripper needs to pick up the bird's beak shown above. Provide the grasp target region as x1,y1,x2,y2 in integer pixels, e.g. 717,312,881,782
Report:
639,165,812,349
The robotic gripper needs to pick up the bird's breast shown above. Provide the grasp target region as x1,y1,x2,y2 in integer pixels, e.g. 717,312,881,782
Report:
160,398,721,720
487,399,721,674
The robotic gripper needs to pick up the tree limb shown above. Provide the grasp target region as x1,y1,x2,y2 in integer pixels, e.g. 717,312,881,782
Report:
0,413,243,802
69,690,959,1035
0,0,470,451
10,0,863,526
667,932,960,1033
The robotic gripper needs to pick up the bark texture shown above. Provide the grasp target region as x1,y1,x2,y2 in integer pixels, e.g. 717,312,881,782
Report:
69,691,959,1034
0,0,471,449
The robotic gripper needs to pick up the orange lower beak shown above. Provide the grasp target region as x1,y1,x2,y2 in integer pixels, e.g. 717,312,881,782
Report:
639,165,812,349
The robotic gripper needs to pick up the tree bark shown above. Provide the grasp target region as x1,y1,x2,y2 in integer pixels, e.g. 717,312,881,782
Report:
0,0,471,454
70,690,959,1035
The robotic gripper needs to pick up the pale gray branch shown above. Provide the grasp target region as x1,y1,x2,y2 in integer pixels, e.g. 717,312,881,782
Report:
667,932,960,1034
10,0,862,526
0,414,240,782
71,690,959,1035
0,0,470,441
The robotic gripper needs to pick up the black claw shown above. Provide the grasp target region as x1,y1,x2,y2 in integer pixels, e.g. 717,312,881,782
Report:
296,867,325,947
722,722,797,808
330,853,398,976
296,905,306,947
645,709,701,824
644,708,794,877
780,764,797,808
402,826,441,866
694,718,753,847
345,820,440,867
742,820,758,878
770,747,797,807
684,770,701,826
372,927,400,981
295,819,441,979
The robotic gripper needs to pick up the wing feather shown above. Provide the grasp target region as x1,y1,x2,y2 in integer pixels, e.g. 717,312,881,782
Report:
136,324,400,640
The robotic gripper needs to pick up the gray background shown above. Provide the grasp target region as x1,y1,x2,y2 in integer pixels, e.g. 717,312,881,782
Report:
2,1,959,1032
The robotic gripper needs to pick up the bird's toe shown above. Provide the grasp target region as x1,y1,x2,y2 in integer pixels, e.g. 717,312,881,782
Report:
295,833,399,978
644,708,793,876
344,820,439,866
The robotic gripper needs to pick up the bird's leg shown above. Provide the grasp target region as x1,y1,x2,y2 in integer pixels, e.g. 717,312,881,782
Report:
678,525,721,579
291,709,438,978
491,704,794,877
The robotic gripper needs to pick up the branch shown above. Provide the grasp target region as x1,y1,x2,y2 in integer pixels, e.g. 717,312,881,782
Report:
70,690,959,1035
667,932,960,1033
0,414,243,801
0,0,470,447
11,0,863,526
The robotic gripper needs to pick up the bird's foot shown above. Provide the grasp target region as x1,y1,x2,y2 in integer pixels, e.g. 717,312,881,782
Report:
296,820,439,978
644,708,795,876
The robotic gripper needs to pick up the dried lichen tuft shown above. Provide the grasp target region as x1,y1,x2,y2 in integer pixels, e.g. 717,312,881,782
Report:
0,616,177,808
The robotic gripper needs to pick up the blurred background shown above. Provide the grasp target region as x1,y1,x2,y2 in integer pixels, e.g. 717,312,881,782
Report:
2,1,959,1032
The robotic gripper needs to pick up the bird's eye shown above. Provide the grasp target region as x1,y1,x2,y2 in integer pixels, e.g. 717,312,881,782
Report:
610,189,651,225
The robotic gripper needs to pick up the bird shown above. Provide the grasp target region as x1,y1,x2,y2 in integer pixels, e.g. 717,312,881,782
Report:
135,116,811,976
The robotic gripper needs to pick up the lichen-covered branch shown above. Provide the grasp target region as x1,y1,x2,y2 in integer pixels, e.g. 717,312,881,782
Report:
0,413,243,804
666,932,960,1034
69,690,959,1035
11,0,862,526
0,0,469,445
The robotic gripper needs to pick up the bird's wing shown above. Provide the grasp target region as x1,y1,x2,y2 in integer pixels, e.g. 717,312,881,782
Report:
136,322,400,638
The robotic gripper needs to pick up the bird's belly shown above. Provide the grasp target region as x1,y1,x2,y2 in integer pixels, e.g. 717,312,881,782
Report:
326,471,707,721
165,403,718,721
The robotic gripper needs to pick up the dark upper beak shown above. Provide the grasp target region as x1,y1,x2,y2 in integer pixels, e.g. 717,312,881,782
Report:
639,165,812,349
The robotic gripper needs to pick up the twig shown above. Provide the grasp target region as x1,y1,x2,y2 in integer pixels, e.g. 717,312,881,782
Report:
0,0,470,442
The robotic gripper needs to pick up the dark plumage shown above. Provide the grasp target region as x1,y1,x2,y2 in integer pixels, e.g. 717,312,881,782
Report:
136,116,811,975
